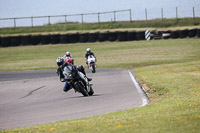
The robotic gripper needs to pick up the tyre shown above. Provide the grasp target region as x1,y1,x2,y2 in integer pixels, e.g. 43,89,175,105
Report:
109,32,118,41
79,33,89,43
92,65,96,73
75,82,89,96
118,31,128,41
88,87,94,96
99,32,109,42
21,35,31,45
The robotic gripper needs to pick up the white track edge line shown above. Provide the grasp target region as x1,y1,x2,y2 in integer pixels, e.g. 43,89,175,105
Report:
128,70,149,107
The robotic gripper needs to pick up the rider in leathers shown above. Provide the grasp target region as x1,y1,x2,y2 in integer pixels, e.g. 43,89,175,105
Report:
85,48,96,65
56,57,91,92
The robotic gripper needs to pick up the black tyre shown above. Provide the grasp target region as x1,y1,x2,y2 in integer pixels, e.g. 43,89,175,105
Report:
75,82,89,96
179,29,188,38
60,34,69,44
41,34,51,44
88,87,94,96
92,65,96,73
21,35,31,45
127,31,136,41
50,34,60,44
188,29,197,38
99,32,109,42
136,31,145,40
109,32,118,41
79,33,89,43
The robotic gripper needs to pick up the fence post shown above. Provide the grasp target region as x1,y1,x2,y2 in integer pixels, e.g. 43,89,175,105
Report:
14,18,16,28
81,14,83,24
65,15,67,25
193,7,195,19
161,8,163,21
176,7,178,20
129,9,132,22
98,13,100,23
114,11,116,22
31,17,33,27
48,16,51,25
145,9,148,21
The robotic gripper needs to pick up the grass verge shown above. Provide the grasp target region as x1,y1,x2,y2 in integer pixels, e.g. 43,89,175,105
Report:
0,39,200,132
0,17,200,35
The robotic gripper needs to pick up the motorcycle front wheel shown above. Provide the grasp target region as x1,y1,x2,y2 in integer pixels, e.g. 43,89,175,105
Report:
75,81,89,96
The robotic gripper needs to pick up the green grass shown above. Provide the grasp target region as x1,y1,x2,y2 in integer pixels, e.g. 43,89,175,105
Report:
0,39,200,132
0,17,200,35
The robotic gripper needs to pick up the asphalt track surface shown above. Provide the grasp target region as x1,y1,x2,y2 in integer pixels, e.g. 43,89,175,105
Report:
0,69,147,129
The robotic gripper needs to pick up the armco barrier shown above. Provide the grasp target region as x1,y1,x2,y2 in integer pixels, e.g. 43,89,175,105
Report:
118,31,128,41
11,36,21,46
179,29,188,38
21,35,31,45
68,33,79,43
188,29,197,38
41,34,51,44
99,32,109,42
88,32,99,42
1,36,11,47
127,31,136,41
171,30,180,39
50,34,60,44
136,31,145,40
60,34,69,44
109,32,118,41
79,33,89,43
31,35,41,45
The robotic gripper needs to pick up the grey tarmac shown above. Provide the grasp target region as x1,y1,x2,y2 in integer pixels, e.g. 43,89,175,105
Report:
0,69,145,129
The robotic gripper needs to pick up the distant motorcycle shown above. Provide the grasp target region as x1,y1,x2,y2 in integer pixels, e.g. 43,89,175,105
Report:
87,55,96,73
63,63,94,96
65,56,73,64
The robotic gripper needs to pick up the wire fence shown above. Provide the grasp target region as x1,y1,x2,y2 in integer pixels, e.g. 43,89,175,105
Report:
0,7,199,28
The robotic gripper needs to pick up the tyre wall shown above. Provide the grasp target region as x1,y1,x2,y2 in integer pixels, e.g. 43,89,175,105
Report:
0,28,199,47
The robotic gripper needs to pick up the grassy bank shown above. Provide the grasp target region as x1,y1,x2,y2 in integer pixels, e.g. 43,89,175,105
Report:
0,17,200,35
1,39,200,132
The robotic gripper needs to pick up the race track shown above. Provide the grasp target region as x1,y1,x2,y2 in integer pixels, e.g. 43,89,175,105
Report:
0,69,148,129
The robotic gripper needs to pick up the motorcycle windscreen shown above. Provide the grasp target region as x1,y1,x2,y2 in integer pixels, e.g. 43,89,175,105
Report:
63,66,73,80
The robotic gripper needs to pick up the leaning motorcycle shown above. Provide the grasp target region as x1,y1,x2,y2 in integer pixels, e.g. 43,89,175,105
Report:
87,55,96,73
63,64,94,96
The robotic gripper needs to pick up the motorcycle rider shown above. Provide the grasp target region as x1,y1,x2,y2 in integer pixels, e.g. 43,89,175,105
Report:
85,48,96,65
56,57,91,92
64,51,74,64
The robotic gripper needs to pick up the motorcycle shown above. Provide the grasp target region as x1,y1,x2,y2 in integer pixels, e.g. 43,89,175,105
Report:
87,55,96,73
62,63,94,96
65,56,73,64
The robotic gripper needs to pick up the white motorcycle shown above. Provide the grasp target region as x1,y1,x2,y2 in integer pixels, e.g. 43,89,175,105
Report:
87,55,96,73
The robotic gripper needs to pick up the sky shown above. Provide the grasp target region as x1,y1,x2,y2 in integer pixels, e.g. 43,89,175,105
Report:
0,0,200,27
0,0,199,18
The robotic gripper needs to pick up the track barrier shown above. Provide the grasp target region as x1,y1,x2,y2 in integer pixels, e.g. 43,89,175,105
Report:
88,32,99,42
108,32,118,41
0,28,199,47
79,33,89,43
60,33,69,44
41,34,51,44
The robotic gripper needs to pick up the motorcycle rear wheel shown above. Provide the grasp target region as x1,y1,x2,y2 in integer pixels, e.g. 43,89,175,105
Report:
88,87,94,96
92,65,96,73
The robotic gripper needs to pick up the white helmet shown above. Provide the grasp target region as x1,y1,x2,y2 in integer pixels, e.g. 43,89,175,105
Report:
87,48,91,52
66,51,70,57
